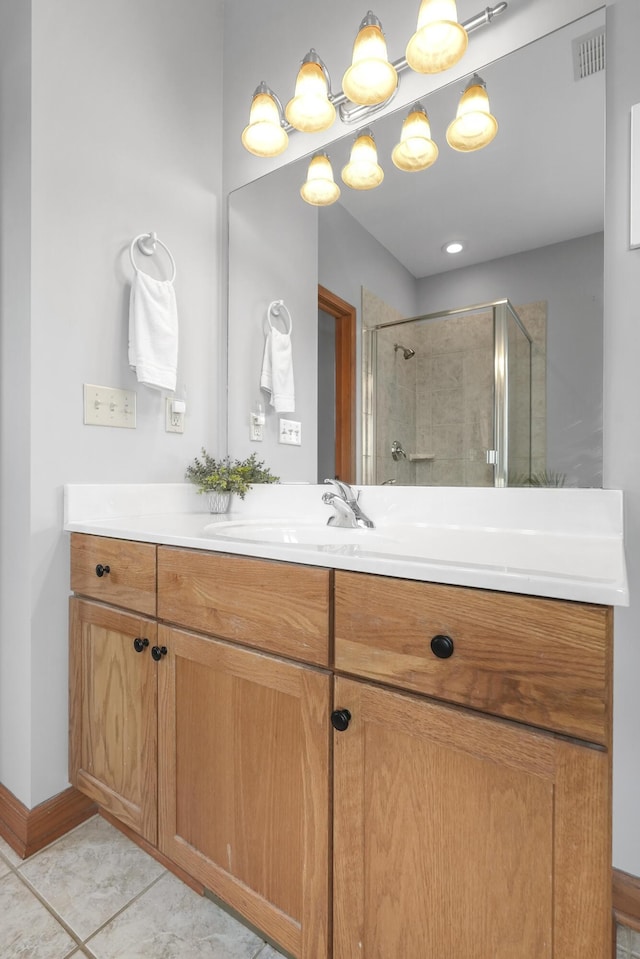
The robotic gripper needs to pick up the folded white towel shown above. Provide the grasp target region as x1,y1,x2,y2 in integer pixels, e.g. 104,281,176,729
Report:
261,327,295,412
128,270,178,391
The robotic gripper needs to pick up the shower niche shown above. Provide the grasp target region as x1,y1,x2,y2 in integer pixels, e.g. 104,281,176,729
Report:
362,293,546,488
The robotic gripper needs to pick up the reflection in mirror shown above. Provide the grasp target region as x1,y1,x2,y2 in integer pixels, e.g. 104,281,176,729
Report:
362,298,541,488
227,9,605,488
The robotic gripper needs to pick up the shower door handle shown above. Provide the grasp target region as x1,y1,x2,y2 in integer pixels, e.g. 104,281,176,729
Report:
486,449,498,465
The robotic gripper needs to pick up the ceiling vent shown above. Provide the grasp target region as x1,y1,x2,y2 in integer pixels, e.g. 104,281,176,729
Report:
572,27,606,80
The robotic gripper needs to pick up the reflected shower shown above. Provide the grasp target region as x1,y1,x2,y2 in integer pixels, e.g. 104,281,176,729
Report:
394,343,415,359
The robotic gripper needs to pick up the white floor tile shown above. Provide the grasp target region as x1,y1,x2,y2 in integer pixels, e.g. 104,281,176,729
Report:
0,872,78,959
19,815,165,941
86,871,266,959
0,832,22,868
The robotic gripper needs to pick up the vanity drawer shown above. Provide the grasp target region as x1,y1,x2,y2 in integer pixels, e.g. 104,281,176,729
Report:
334,570,612,745
157,547,331,666
70,533,157,616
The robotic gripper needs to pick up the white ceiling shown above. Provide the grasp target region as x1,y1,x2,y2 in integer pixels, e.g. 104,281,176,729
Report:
329,8,605,279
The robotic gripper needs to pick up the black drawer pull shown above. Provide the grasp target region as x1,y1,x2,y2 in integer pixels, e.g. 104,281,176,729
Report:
95,564,111,578
151,645,168,661
331,708,352,732
133,637,149,653
430,634,454,659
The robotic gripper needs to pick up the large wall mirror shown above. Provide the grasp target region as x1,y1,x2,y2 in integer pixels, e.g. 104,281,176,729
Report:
227,8,605,488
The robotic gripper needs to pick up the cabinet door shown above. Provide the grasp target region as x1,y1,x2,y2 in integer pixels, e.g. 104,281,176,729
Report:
158,625,331,959
69,598,158,843
333,677,610,959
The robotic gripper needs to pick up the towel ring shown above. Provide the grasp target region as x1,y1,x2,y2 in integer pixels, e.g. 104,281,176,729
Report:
267,299,292,334
129,232,176,283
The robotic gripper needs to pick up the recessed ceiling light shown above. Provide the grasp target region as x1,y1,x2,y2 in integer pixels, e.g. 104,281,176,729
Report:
443,241,464,254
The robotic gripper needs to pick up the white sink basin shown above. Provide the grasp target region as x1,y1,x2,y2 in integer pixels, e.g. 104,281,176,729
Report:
202,517,624,585
204,518,394,547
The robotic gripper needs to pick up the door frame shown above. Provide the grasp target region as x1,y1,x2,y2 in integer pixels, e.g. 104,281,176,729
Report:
318,285,356,483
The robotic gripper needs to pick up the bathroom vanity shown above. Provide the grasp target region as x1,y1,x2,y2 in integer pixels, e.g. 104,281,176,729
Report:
66,483,626,959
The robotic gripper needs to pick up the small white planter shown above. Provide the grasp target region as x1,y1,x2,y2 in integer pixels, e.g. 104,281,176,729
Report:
205,490,232,513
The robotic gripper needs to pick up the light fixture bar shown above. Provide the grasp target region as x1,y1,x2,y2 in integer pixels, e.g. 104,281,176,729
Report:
254,1,508,139
338,1,508,124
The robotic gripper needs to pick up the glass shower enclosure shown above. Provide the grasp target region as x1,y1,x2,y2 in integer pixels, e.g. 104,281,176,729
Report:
362,299,533,488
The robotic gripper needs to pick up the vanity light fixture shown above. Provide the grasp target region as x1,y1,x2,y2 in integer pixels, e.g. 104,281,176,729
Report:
341,129,384,190
446,73,498,151
286,51,336,133
241,3,508,156
406,0,468,75
300,152,341,206
342,12,398,107
391,102,439,172
241,82,289,157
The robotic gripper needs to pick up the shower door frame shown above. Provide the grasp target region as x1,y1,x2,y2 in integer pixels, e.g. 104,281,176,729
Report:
362,298,533,487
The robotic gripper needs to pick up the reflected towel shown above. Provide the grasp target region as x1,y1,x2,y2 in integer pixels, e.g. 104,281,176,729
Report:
128,271,178,391
260,328,295,412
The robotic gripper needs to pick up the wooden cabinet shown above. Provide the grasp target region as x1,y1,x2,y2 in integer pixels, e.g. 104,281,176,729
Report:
69,598,158,843
157,546,331,666
157,625,330,958
69,534,332,959
70,533,156,616
69,534,612,959
333,570,612,959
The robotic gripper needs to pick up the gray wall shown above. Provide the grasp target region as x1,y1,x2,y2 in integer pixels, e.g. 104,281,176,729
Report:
319,202,418,320
603,0,640,877
416,233,604,488
227,163,318,481
0,0,224,808
0,0,33,804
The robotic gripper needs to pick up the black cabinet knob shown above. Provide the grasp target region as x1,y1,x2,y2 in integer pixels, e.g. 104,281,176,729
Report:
151,645,168,661
430,634,454,659
95,564,111,578
133,637,149,653
331,708,352,732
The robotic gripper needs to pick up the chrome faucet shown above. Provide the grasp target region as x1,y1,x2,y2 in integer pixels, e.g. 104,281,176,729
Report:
322,479,375,529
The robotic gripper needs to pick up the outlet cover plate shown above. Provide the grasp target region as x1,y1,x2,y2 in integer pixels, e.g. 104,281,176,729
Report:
166,398,185,433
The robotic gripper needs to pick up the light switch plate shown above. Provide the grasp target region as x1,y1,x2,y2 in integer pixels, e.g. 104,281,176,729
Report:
279,418,302,445
83,384,136,428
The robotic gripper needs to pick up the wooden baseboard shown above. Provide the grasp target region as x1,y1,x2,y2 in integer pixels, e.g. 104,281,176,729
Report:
0,781,96,859
614,868,640,933
99,809,205,896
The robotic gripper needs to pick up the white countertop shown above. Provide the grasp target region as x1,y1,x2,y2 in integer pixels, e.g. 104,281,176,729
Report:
64,483,629,606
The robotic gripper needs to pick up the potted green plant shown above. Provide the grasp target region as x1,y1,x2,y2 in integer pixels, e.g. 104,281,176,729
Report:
185,449,279,512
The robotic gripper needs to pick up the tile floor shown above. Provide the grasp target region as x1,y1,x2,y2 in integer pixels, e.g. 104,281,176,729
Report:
617,922,640,959
2,814,638,958
0,815,288,959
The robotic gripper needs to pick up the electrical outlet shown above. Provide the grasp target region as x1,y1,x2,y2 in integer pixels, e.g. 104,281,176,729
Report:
165,398,185,433
83,384,136,428
250,422,264,441
279,418,302,445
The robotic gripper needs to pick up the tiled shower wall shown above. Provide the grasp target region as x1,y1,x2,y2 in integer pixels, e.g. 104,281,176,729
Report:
363,289,547,486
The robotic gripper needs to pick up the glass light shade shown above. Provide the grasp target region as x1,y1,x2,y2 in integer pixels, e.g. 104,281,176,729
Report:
446,79,498,152
391,107,439,172
286,61,336,133
341,133,384,190
406,0,468,75
342,21,398,105
300,153,341,206
241,91,288,157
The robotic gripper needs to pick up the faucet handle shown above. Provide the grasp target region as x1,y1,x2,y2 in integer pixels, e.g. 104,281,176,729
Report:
323,478,358,503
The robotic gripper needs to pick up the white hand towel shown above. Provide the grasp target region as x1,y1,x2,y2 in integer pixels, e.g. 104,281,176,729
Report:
129,270,178,391
260,327,295,412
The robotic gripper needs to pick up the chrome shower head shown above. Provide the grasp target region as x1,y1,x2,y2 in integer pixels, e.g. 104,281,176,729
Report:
394,343,415,360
